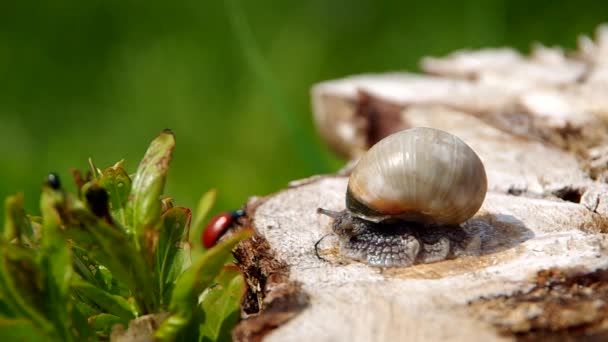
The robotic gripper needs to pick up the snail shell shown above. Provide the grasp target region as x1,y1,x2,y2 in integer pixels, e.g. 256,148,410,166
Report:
346,127,487,225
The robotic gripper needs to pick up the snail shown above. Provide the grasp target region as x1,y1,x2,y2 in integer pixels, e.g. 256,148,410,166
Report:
202,209,246,249
318,127,487,267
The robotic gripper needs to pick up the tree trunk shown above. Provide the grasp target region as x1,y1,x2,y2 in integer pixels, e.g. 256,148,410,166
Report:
234,25,608,341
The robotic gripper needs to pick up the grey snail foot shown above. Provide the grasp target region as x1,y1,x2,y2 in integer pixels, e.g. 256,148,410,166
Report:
336,217,480,267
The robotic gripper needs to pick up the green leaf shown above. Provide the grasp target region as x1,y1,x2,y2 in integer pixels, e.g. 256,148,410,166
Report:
191,189,217,250
156,206,192,307
88,313,124,336
88,158,102,180
0,243,53,336
64,208,155,314
0,297,15,317
72,246,130,299
0,187,74,342
27,215,42,245
199,266,245,342
70,304,96,341
3,193,33,244
128,130,176,246
0,318,50,341
72,247,108,293
98,161,132,227
72,297,102,318
71,276,136,321
39,186,74,341
155,228,252,341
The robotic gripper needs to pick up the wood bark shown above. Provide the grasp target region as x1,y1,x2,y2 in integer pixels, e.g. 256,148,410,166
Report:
234,25,608,341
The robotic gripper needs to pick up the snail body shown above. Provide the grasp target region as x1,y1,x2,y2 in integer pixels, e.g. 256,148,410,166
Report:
318,127,487,267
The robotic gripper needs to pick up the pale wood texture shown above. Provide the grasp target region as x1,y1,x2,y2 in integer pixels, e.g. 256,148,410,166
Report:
253,180,608,342
312,25,608,158
236,24,608,341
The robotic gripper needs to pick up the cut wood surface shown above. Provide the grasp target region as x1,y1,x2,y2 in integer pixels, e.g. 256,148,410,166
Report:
235,24,608,341
249,180,608,342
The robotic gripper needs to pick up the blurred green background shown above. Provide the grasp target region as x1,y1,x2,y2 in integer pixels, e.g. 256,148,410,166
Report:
1,0,607,219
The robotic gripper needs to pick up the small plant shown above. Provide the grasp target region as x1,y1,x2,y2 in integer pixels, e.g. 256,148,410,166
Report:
0,130,251,341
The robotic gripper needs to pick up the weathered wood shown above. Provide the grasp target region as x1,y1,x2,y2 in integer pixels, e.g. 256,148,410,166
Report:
244,179,608,341
312,26,608,158
235,24,608,341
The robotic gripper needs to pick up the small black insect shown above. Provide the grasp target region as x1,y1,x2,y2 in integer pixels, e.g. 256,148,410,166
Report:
47,172,61,190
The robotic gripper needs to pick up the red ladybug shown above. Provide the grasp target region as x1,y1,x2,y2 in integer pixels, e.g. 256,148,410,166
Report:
202,209,246,248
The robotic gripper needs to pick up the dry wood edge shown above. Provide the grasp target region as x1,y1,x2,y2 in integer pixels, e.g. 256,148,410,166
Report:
232,195,311,342
312,25,608,162
232,176,370,342
313,81,607,161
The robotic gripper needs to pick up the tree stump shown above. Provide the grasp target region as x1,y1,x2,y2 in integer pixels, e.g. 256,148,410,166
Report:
234,25,608,341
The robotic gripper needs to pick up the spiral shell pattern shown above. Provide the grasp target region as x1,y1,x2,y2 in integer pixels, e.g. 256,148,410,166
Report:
347,127,487,225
